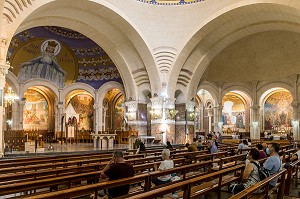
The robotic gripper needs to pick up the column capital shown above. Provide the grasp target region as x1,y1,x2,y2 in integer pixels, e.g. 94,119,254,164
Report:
57,102,64,109
93,104,100,110
292,100,298,108
186,100,197,112
0,61,10,88
218,104,223,111
250,104,260,110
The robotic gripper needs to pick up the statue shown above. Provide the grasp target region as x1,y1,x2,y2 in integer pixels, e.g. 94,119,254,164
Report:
236,112,245,128
279,111,287,125
18,40,66,87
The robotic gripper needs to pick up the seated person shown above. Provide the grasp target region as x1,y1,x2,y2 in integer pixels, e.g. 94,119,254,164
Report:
248,138,252,146
153,149,174,185
256,143,267,160
100,151,135,198
237,139,249,154
166,141,174,151
262,142,270,156
263,143,282,189
136,142,146,154
229,148,261,194
188,142,198,152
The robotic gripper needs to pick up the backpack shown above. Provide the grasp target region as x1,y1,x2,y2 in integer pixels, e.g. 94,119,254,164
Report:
251,161,270,181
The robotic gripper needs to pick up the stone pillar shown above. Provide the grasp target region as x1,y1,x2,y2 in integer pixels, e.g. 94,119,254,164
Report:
0,61,10,156
292,100,299,140
186,100,197,143
175,103,186,144
93,104,99,134
250,104,260,139
150,97,175,144
17,100,25,130
213,106,217,132
217,104,223,133
102,107,107,132
125,100,147,135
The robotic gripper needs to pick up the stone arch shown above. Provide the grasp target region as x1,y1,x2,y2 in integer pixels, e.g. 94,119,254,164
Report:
96,81,125,105
169,0,300,99
21,78,59,101
222,85,253,106
175,89,185,104
258,86,294,132
258,82,295,105
5,71,19,95
197,82,219,105
4,0,159,99
62,83,95,105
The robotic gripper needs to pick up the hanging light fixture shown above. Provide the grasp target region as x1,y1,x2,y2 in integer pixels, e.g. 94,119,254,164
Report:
4,87,19,105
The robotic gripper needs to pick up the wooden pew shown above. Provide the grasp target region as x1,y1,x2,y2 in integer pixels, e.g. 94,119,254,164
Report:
0,153,141,169
0,154,143,175
211,154,247,171
284,159,300,195
124,164,245,199
229,169,287,199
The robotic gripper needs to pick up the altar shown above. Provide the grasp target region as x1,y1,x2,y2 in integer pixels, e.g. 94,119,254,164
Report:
91,133,117,149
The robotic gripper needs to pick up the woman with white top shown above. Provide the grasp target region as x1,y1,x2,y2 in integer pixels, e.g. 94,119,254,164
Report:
153,149,174,185
229,148,261,194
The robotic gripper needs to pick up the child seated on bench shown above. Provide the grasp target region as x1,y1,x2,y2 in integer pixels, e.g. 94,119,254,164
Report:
153,149,174,185
229,148,261,194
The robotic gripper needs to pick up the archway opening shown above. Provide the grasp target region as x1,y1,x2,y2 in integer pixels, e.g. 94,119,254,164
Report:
260,88,293,135
196,89,215,135
65,90,94,132
23,86,56,141
222,91,251,135
103,89,124,132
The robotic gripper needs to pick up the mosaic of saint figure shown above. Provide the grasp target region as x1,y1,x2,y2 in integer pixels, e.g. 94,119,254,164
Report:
236,112,245,128
18,40,66,87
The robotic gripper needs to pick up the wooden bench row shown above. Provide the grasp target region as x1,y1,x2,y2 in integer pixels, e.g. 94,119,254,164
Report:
23,163,245,199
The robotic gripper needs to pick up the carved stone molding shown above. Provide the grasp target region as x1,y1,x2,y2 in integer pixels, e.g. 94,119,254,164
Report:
0,61,10,87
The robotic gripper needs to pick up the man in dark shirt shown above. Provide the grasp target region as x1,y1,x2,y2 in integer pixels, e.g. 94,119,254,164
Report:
100,150,135,198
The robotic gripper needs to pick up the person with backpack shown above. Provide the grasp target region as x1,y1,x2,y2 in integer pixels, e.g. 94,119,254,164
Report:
263,143,282,189
229,148,261,194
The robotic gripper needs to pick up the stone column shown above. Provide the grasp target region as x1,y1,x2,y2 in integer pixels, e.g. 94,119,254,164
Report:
292,100,299,140
213,106,219,132
125,100,147,135
0,61,10,156
175,103,186,144
186,100,197,142
102,107,107,132
17,100,25,130
150,97,176,144
250,104,260,139
93,104,99,134
217,104,223,133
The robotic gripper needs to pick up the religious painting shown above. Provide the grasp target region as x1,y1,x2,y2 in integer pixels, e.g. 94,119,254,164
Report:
10,38,78,87
23,89,49,131
264,91,293,130
8,26,123,89
69,94,94,131
222,94,246,130
114,96,124,130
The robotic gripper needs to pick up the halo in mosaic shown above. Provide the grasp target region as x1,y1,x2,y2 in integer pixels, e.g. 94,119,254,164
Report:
137,0,205,5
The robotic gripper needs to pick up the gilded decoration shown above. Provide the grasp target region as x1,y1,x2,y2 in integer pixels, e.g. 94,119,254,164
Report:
69,94,94,131
222,94,246,130
264,91,293,130
7,26,123,89
11,38,77,87
23,89,49,131
137,0,204,5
